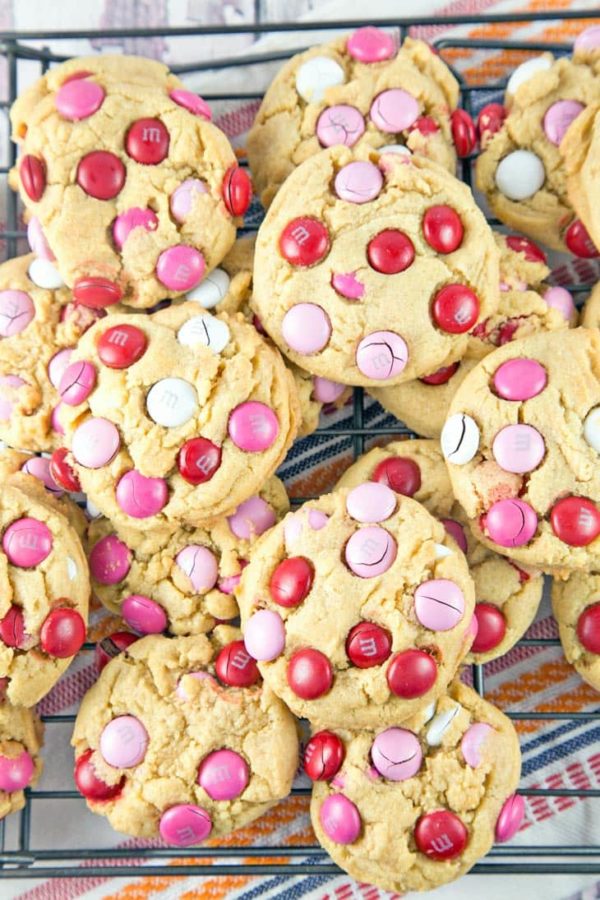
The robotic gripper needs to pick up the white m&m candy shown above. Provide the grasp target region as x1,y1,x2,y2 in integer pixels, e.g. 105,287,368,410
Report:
441,413,480,465
295,56,345,104
506,55,553,97
187,269,230,309
495,150,545,201
27,258,65,289
177,315,230,353
584,406,600,454
146,378,198,427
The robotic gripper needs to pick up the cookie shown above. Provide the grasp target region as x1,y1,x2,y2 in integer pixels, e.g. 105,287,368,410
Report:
57,306,299,535
561,102,600,259
253,147,500,387
0,701,43,820
582,282,600,329
370,232,576,437
10,55,247,309
552,570,600,691
0,253,106,451
0,474,89,707
336,440,543,663
443,328,600,572
309,680,522,894
248,28,462,208
72,630,299,844
237,485,475,728
476,47,600,255
88,476,288,636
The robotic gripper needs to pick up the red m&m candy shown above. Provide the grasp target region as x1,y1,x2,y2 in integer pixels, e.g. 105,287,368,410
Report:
98,324,147,368
386,649,437,698
550,496,600,547
0,606,25,648
269,557,314,607
279,217,330,267
215,640,260,687
422,206,464,254
414,810,468,859
411,116,439,136
49,448,81,492
74,276,123,309
431,284,480,333
304,730,345,781
287,648,333,700
420,362,460,386
371,456,422,496
564,219,599,258
471,603,506,654
367,230,415,274
126,118,169,165
450,109,476,157
74,749,124,801
476,103,507,147
95,631,138,673
77,151,126,200
505,235,547,263
177,437,222,485
222,165,252,217
20,155,46,201
577,603,600,654
40,607,86,658
346,621,392,668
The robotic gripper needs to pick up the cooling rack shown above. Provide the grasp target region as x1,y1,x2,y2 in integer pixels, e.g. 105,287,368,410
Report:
0,6,599,883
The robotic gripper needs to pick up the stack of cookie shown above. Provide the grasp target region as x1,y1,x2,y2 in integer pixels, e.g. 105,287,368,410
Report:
0,20,599,895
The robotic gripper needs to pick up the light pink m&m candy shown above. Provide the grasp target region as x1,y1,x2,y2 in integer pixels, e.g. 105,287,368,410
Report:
176,671,215,700
0,291,34,337
461,722,493,767
371,727,422,781
319,794,361,844
169,179,209,223
492,424,545,474
370,89,419,133
244,609,285,661
575,24,600,51
334,161,383,203
55,77,104,120
228,401,279,452
495,793,525,843
282,303,331,355
122,594,167,635
228,495,276,539
543,99,584,146
493,358,547,401
176,545,218,592
0,749,35,791
3,517,52,567
317,105,365,148
21,456,62,495
414,579,465,631
58,360,96,406
27,217,55,260
345,526,397,578
198,749,249,800
356,331,407,380
485,498,538,547
99,715,148,768
312,377,346,404
156,245,205,291
170,89,212,119
72,417,120,468
0,375,25,421
347,26,395,63
47,348,73,389
346,482,396,523
89,533,131,584
544,286,576,321
112,207,158,249
116,470,168,518
159,804,212,846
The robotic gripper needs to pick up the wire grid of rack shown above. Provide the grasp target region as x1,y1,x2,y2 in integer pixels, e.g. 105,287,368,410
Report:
0,6,599,883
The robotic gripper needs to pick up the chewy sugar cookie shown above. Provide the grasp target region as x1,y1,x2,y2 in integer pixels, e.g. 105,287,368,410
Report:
0,253,105,451
253,147,499,388
248,27,463,208
0,474,89,707
72,631,298,845
370,232,576,437
561,102,600,259
552,570,600,692
309,681,522,894
10,55,247,309
237,485,475,728
88,476,288,636
57,307,299,534
0,702,43,820
582,283,600,329
337,440,543,663
443,328,600,572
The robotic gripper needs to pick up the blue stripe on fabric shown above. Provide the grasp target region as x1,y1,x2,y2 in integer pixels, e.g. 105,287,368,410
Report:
521,719,600,778
233,862,333,900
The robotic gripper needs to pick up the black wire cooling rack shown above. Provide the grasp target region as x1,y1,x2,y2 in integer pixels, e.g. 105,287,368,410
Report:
0,6,600,885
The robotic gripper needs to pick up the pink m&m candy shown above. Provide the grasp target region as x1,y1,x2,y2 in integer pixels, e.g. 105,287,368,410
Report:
371,727,422,781
55,78,104,120
345,482,396,523
543,100,584,146
370,89,419,133
356,331,407,380
334,161,383,203
0,291,34,337
3,517,52,567
244,609,285,661
493,358,547,400
492,424,545,474
99,715,148,768
116,470,168,518
169,179,209,223
156,245,205,291
72,417,120,468
347,26,395,62
485,499,538,547
27,217,55,260
169,89,212,119
89,533,131,584
461,722,494,767
414,579,465,631
159,804,212,846
317,105,365,148
575,24,600,51
0,375,25,421
47,348,73,389
319,794,361,844
228,495,276,539
0,749,35,791
122,595,167,635
440,518,467,552
21,456,62,495
197,749,249,800
175,545,218,592
331,271,365,300
495,793,525,843
344,526,397,577
282,303,331,354
58,360,96,406
312,377,346,404
544,286,576,321
228,401,279,452
112,207,158,249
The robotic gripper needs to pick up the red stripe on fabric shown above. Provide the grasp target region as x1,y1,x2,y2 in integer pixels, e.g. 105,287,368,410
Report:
37,663,97,716
215,101,261,139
